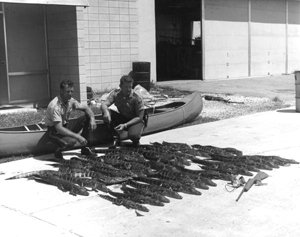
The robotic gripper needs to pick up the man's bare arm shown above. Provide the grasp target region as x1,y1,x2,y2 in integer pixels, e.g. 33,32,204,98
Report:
100,101,112,123
115,110,144,131
76,105,97,130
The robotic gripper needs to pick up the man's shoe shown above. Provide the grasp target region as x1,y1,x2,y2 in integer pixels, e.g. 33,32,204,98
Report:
109,139,121,149
131,141,140,148
81,147,97,156
54,151,64,159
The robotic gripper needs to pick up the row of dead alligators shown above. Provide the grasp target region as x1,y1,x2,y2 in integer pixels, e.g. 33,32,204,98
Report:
6,142,299,213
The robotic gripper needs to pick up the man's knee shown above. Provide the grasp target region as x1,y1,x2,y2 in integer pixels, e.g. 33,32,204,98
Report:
128,133,141,141
64,137,77,147
58,137,77,150
127,123,144,141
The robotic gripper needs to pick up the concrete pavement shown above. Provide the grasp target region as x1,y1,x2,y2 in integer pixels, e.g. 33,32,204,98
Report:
1,105,300,237
1,74,300,237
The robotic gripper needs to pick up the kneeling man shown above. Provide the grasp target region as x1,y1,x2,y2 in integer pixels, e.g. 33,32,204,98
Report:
101,75,145,147
45,79,97,158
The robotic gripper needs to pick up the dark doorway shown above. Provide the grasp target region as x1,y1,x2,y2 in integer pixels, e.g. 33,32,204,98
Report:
0,3,49,107
155,0,202,81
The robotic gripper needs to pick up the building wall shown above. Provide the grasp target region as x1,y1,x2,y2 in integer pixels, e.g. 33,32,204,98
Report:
137,0,156,83
46,5,85,102
82,0,139,93
203,0,300,80
46,0,156,104
204,0,250,79
288,0,300,72
251,0,286,76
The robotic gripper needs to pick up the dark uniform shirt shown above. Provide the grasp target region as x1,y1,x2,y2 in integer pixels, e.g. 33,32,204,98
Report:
106,89,144,119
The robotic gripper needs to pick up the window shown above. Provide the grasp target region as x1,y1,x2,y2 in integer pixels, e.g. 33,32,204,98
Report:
192,21,201,45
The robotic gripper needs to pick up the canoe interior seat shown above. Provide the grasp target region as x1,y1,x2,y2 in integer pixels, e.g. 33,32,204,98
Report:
25,124,47,131
152,108,175,114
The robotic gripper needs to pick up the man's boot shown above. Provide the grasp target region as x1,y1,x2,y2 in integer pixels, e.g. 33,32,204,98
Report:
54,148,64,159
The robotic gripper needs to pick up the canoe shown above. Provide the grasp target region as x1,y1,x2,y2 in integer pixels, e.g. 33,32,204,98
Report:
0,92,203,158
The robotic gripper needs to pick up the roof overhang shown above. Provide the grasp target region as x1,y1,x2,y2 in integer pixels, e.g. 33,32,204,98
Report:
0,0,89,7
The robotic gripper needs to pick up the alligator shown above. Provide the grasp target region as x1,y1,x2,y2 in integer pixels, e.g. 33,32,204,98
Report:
63,170,132,185
149,160,181,173
120,153,151,165
93,167,136,178
109,161,155,177
127,179,183,199
208,156,261,172
91,162,135,178
108,190,164,207
60,175,108,192
192,144,237,158
176,166,218,186
221,147,243,157
79,155,105,164
166,154,192,166
120,184,170,203
209,153,273,171
203,145,243,157
98,194,149,212
55,157,88,168
264,155,299,165
93,148,149,164
58,166,90,174
102,157,152,174
197,168,232,181
62,159,93,170
133,176,202,196
92,148,121,154
161,141,192,150
33,174,89,196
193,158,253,177
242,155,295,167
189,179,209,190
199,165,238,176
148,170,195,186
142,150,163,161
5,170,59,180
160,141,212,158
142,143,205,162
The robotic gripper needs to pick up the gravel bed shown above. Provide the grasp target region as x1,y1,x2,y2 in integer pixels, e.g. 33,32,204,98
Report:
147,86,291,124
189,93,291,126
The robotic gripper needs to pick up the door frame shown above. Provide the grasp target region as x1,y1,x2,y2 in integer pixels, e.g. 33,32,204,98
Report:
0,3,50,106
0,3,10,105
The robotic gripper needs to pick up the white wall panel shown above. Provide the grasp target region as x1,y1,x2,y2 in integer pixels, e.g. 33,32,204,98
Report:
204,0,249,79
205,64,227,79
138,0,156,82
228,63,249,78
288,1,300,73
203,0,300,79
250,0,286,76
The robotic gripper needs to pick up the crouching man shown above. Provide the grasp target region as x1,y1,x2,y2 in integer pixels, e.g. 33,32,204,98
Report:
44,79,97,159
100,75,145,147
